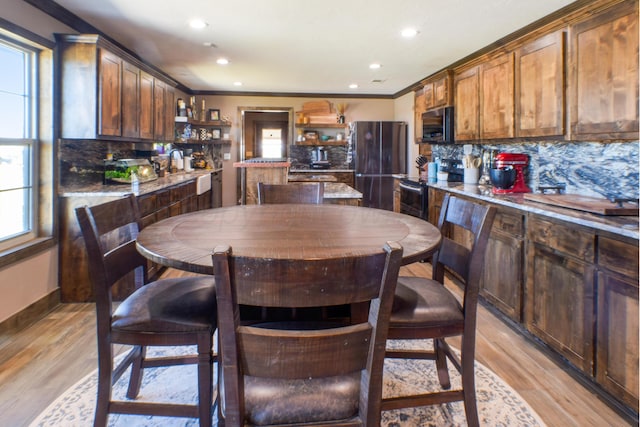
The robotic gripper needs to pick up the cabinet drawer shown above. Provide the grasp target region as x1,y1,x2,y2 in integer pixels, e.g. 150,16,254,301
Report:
528,216,595,262
156,189,170,207
598,236,639,280
493,210,524,237
171,181,196,203
137,194,157,217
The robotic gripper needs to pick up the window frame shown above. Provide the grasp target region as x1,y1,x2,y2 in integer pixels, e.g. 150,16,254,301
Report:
0,20,55,268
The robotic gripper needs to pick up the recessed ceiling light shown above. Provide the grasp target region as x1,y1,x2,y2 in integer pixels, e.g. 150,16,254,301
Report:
349,84,358,89
401,28,419,38
369,63,381,70
216,58,229,65
189,19,208,29
233,82,243,86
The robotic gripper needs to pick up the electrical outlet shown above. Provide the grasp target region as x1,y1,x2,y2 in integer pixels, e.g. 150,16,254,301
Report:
223,153,231,160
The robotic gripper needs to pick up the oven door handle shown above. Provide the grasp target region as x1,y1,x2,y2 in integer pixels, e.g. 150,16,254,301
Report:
399,182,424,193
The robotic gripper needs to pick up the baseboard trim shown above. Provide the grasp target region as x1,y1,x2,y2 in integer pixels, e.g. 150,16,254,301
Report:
0,289,60,336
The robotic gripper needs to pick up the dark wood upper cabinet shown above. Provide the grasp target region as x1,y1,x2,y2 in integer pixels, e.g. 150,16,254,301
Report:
121,61,140,138
516,31,565,138
56,34,176,142
480,52,515,139
139,71,155,140
569,0,639,140
454,66,480,141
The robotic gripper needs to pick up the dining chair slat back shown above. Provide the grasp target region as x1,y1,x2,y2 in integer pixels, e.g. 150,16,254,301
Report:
257,182,324,204
382,194,496,427
76,193,217,427
212,242,403,427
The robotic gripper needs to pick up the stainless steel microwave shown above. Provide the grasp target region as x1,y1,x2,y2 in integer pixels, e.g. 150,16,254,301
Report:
421,106,454,143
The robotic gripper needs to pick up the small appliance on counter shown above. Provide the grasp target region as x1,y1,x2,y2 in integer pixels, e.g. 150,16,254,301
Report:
490,153,531,194
438,158,464,182
310,146,331,169
104,158,158,184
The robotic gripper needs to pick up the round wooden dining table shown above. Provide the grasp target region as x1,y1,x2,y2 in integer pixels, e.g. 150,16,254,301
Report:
136,204,441,275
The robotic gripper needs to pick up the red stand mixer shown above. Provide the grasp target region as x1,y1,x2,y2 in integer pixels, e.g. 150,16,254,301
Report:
491,153,531,194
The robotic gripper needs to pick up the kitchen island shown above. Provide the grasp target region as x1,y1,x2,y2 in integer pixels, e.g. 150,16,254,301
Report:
234,159,290,204
323,182,362,206
415,179,638,416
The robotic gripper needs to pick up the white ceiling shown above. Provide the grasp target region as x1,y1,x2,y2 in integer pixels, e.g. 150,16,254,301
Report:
52,0,576,95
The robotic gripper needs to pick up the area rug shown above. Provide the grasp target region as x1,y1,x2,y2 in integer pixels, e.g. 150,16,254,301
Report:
30,340,546,426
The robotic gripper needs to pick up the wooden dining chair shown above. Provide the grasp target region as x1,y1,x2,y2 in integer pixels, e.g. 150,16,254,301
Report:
381,194,496,427
212,242,404,427
76,194,218,427
257,182,324,204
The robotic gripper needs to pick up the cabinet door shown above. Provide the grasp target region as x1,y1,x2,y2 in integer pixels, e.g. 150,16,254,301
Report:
516,31,565,137
570,0,639,140
597,270,639,410
121,61,140,138
480,210,524,321
432,76,450,108
481,53,515,139
98,49,122,137
527,243,595,373
414,88,426,142
427,187,445,226
164,85,175,142
423,82,434,110
139,71,154,140
153,79,166,140
454,66,480,141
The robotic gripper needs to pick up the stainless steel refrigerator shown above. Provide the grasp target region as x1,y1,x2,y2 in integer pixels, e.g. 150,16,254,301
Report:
351,121,407,210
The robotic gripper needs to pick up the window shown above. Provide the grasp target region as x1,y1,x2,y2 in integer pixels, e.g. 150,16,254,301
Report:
261,128,283,158
0,39,36,249
0,27,53,260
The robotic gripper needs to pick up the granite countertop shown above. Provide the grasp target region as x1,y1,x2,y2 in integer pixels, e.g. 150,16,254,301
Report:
289,168,355,173
233,161,291,168
425,180,639,240
323,183,362,199
288,174,338,182
60,169,220,197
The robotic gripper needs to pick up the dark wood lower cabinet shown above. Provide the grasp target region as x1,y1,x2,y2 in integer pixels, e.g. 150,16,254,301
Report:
526,242,596,373
427,186,638,413
59,178,211,302
480,209,524,321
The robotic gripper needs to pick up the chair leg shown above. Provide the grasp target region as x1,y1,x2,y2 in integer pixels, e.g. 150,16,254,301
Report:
126,345,146,399
461,337,479,427
94,343,114,427
434,338,451,389
197,333,214,427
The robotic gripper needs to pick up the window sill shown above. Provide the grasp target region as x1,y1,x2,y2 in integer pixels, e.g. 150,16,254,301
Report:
0,237,56,270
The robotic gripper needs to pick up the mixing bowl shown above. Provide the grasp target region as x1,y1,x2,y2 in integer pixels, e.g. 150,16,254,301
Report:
489,167,517,189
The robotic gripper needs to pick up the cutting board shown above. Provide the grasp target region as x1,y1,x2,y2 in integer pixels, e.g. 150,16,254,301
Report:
523,193,639,216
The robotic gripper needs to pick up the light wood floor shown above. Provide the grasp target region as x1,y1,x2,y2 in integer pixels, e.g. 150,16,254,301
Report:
0,264,635,427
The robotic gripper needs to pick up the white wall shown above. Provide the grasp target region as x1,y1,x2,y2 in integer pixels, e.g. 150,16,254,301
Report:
0,1,75,323
201,95,396,206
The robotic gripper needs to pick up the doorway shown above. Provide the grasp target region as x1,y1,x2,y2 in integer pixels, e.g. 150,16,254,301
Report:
237,107,293,203
241,110,291,160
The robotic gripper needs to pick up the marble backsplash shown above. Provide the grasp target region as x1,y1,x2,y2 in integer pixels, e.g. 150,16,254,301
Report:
59,140,224,187
431,141,639,200
288,145,350,169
